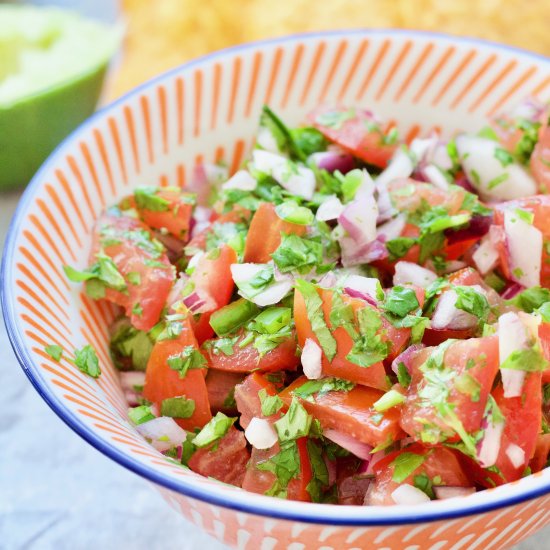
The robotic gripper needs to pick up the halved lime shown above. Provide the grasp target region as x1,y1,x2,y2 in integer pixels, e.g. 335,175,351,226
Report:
0,5,120,189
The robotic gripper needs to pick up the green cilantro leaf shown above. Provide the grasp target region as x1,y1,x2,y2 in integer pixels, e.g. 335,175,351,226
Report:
167,346,207,378
74,344,101,378
292,377,355,401
134,186,171,211
259,388,284,416
275,200,314,225
397,362,412,388
161,396,196,419
274,398,312,442
128,405,156,425
383,286,420,318
453,285,490,321
192,412,236,448
390,452,426,483
272,234,323,274
45,344,63,362
507,286,550,312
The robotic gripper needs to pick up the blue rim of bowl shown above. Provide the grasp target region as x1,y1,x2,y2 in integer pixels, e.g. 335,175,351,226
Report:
3,28,550,526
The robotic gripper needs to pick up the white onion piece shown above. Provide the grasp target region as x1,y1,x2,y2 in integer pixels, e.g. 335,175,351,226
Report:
391,484,431,505
230,262,265,283
190,206,213,238
376,182,396,223
423,164,449,190
434,487,476,500
472,234,500,275
252,149,287,173
376,147,415,189
324,429,372,460
187,250,205,271
431,142,454,171
393,261,437,289
338,192,378,244
222,170,257,191
301,338,323,380
253,279,293,307
498,311,529,398
119,371,146,393
166,273,190,311
377,213,406,241
245,417,278,450
503,209,542,288
455,135,537,201
136,417,187,452
441,260,467,274
410,136,437,161
477,418,504,468
272,162,316,200
506,443,526,469
431,290,478,330
256,126,280,152
316,195,344,221
204,163,229,186
343,274,382,302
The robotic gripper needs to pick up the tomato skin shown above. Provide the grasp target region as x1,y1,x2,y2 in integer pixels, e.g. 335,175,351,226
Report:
136,188,195,241
188,245,237,344
530,125,550,193
422,327,477,346
243,202,306,264
205,329,299,374
188,426,250,487
400,336,500,441
280,376,405,447
308,106,398,168
366,444,470,505
234,372,280,429
205,369,244,415
143,317,211,431
493,196,550,288
91,213,174,331
530,434,550,473
293,287,391,390
539,322,550,384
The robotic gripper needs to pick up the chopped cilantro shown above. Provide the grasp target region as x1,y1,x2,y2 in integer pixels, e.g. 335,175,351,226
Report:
329,291,359,340
397,362,412,388
192,412,236,448
134,186,171,211
413,473,435,499
167,346,207,378
274,398,312,442
346,307,389,368
292,377,355,401
290,127,328,157
161,396,196,419
390,452,426,483
514,118,541,164
272,234,323,274
235,265,275,301
259,388,284,416
127,271,141,285
494,147,514,167
74,344,101,378
257,440,301,497
306,439,330,502
386,237,416,261
487,173,509,190
128,405,156,425
507,286,550,312
45,344,62,362
454,373,481,402
453,285,490,321
275,201,314,225
157,320,184,341
514,208,534,225
500,346,548,372
373,389,406,412
383,286,420,318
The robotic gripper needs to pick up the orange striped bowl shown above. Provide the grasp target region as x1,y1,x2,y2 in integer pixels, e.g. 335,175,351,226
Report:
3,30,550,550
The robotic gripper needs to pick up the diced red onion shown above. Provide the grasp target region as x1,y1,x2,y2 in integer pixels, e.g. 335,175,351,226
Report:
136,417,188,452
339,235,388,267
422,164,450,190
120,371,146,393
343,274,381,303
377,213,406,242
231,263,292,306
393,261,437,289
410,136,438,162
503,209,542,288
272,163,316,200
510,97,546,122
324,429,372,460
455,134,537,201
445,214,493,246
376,147,415,189
190,206,213,238
431,289,478,330
500,282,525,299
434,487,476,500
376,182,396,223
309,150,355,174
391,344,425,376
505,443,526,469
476,417,504,468
431,142,454,171
391,484,431,505
338,192,378,244
472,233,500,275
222,170,257,191
301,338,323,380
316,195,344,221
440,260,467,274
325,455,337,487
454,174,477,194
166,274,190,312
317,271,337,288
361,450,386,476
245,417,278,450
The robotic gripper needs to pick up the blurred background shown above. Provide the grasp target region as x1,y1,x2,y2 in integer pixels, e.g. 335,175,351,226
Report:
1,1,550,549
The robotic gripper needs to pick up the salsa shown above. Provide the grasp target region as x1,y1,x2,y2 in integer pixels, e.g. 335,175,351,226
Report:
61,99,550,506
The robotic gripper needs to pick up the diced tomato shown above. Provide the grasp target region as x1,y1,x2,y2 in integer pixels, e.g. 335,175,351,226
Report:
366,444,470,505
204,328,299,373
444,237,480,262
400,336,500,442
294,286,411,390
135,187,195,242
422,327,477,346
538,322,550,384
143,317,211,431
188,426,250,487
234,372,281,429
205,369,244,414
530,125,550,193
280,376,405,448
188,245,237,343
490,372,542,484
493,196,550,288
243,202,307,264
308,106,398,168
91,213,174,331
530,433,550,473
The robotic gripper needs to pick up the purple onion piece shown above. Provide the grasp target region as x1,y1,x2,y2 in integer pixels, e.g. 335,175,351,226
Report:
391,344,425,375
445,214,493,245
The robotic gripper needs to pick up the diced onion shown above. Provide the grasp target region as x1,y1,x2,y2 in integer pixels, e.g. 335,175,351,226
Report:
342,274,382,302
423,164,450,190
476,418,504,468
391,344,425,376
136,417,187,452
376,147,415,189
434,487,476,500
309,150,355,174
119,371,146,392
222,170,257,191
505,443,526,469
472,234,500,275
431,289,478,330
316,195,344,221
338,192,378,244
324,429,372,460
503,209,542,288
301,338,323,380
230,263,292,306
391,484,431,505
498,311,529,398
245,417,278,450
393,261,437,289
377,213,406,242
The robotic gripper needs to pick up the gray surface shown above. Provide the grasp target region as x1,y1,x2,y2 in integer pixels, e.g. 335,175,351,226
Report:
1,192,548,550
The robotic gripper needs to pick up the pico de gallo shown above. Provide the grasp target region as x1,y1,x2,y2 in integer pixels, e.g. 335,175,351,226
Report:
60,99,550,506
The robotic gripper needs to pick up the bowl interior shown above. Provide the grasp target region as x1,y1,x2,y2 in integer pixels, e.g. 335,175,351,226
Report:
3,29,550,525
